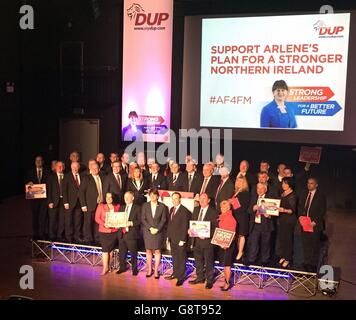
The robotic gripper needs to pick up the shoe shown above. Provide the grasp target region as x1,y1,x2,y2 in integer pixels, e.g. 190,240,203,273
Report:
220,280,233,291
116,269,126,275
154,274,160,279
101,269,109,276
146,271,154,278
132,270,138,276
281,260,290,269
236,253,244,263
188,279,205,285
164,275,176,280
176,280,184,286
205,282,213,289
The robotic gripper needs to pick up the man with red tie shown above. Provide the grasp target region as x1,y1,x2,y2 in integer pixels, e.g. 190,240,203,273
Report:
63,161,84,243
198,163,220,207
117,191,141,276
298,177,326,272
165,192,191,286
103,160,127,205
166,162,185,191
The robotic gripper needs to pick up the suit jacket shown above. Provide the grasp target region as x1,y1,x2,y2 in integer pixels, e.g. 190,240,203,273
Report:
197,175,220,205
62,172,84,208
298,189,326,232
26,167,50,185
47,173,64,207
79,174,106,211
215,178,235,208
166,172,185,191
118,203,141,240
181,171,204,194
167,205,191,244
248,190,277,233
146,172,167,190
141,201,168,233
251,180,279,199
121,163,129,176
98,163,111,176
232,171,257,188
127,179,148,205
103,172,127,204
191,206,218,248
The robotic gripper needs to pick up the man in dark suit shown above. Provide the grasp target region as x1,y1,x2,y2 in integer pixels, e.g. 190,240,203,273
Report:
66,151,87,174
103,160,127,205
79,162,105,244
235,160,257,189
181,160,204,195
197,163,220,206
62,161,83,243
26,155,50,240
251,171,279,198
188,193,218,289
116,191,141,276
260,160,277,186
247,183,276,265
214,167,235,208
165,192,191,286
166,162,185,191
120,152,130,176
298,177,326,272
147,163,167,190
96,153,110,176
47,161,65,241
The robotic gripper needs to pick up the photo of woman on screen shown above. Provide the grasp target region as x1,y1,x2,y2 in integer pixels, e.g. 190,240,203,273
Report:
260,80,297,129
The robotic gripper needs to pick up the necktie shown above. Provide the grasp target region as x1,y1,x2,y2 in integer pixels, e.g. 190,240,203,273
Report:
58,174,63,197
152,174,156,183
171,206,176,220
304,192,312,216
116,174,122,189
173,174,177,184
215,179,224,197
200,178,209,194
197,208,204,221
188,174,193,191
37,169,42,183
74,174,80,187
95,176,103,203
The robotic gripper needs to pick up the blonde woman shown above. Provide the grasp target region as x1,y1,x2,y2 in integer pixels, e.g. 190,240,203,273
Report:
127,167,147,205
231,176,250,263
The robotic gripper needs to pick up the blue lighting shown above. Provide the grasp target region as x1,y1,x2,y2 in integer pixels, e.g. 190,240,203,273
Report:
51,245,101,255
49,243,290,279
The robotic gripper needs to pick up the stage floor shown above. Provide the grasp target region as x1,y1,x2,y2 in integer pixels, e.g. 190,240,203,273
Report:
0,197,355,300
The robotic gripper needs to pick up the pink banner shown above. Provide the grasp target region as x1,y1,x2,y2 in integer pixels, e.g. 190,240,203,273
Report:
122,0,173,143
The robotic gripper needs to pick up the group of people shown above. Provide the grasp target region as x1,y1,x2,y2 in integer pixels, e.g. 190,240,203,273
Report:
27,151,326,290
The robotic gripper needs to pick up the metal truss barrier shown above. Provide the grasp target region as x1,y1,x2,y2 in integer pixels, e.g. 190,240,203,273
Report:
31,240,317,297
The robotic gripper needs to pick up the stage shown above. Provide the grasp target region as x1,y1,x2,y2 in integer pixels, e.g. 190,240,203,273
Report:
0,197,355,300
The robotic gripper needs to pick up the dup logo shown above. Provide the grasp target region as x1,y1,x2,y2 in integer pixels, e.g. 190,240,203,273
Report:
127,3,169,26
313,20,344,36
